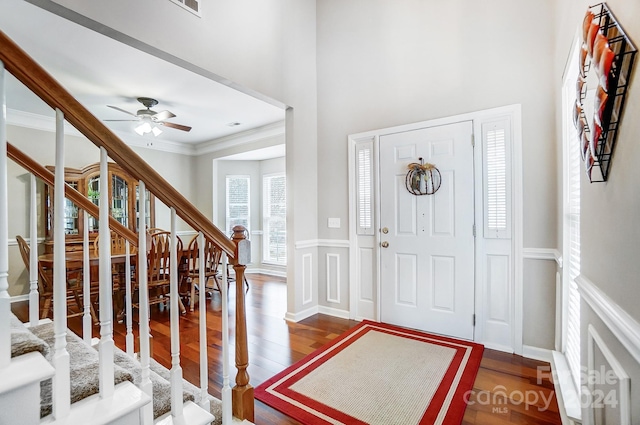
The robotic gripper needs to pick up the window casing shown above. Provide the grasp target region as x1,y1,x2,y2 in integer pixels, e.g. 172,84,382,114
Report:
263,173,286,265
226,175,250,235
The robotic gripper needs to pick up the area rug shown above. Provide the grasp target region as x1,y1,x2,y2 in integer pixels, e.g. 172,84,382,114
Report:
255,320,483,425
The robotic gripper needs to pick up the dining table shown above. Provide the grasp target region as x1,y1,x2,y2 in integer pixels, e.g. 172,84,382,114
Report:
38,250,137,322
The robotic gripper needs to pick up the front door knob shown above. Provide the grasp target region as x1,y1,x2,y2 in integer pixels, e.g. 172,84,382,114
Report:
381,241,389,248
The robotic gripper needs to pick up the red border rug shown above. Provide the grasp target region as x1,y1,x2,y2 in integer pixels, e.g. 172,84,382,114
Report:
255,320,484,425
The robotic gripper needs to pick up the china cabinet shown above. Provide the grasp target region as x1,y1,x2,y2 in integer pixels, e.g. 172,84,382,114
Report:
44,162,155,251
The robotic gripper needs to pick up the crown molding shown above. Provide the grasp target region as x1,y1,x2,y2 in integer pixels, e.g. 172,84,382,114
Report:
195,121,285,156
7,108,283,157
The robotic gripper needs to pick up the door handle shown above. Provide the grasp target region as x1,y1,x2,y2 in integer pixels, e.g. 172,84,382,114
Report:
381,241,389,248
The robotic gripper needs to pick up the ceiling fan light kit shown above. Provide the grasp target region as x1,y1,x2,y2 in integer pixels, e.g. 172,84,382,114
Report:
105,97,192,137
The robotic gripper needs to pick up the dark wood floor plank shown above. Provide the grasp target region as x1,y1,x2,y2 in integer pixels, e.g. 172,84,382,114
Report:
11,274,561,425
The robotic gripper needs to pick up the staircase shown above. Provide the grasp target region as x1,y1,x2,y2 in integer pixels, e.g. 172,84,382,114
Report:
0,28,254,425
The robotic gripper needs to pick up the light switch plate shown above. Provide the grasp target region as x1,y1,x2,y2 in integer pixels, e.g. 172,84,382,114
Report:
328,217,341,228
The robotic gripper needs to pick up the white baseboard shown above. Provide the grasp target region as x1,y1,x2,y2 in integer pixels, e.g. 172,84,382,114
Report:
522,345,553,363
285,305,318,323
245,267,287,278
318,305,350,319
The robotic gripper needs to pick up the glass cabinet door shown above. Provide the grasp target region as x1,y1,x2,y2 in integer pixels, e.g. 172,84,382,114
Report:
112,174,129,227
87,175,100,232
64,182,79,235
135,185,152,231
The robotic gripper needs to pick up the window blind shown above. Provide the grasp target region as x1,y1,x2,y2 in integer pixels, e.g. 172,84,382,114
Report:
226,175,250,234
356,140,374,235
566,93,582,392
483,120,511,239
263,174,286,265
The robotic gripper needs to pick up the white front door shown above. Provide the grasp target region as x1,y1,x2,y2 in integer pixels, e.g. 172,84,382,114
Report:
379,121,475,340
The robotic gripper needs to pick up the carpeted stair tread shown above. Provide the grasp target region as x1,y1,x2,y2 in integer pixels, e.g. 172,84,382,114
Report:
148,356,223,424
30,321,134,418
23,319,221,423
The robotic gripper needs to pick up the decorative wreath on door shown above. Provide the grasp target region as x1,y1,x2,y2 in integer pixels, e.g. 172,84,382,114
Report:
405,159,441,195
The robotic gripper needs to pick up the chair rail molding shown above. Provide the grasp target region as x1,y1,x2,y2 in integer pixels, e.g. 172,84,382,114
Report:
576,274,640,365
522,247,562,267
295,239,350,250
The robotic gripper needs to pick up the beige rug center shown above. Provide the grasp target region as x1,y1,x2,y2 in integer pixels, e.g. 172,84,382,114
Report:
289,330,456,424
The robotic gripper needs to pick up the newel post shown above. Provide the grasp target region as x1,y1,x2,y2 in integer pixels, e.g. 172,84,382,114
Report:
231,225,254,421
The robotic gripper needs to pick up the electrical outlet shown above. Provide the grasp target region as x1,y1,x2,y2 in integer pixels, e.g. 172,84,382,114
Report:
328,218,341,228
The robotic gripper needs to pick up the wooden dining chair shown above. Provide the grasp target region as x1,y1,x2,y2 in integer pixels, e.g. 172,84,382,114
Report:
16,235,86,320
141,230,186,314
183,234,223,311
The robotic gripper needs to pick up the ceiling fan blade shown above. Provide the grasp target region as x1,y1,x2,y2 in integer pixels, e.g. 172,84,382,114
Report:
153,110,176,121
107,105,138,117
161,121,192,132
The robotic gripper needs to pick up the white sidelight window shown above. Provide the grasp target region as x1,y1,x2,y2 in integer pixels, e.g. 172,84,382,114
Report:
263,173,286,265
483,119,511,239
226,175,250,234
355,139,374,236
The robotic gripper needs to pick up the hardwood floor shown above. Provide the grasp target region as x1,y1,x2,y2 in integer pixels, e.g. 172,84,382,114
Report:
12,274,562,425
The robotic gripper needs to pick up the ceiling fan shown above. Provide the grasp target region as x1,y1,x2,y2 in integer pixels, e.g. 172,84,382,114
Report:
105,97,192,136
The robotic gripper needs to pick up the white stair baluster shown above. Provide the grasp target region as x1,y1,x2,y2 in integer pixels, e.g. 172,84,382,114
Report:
221,251,231,424
125,239,134,356
169,207,184,418
137,180,153,425
82,212,91,344
98,147,114,398
53,108,71,418
28,174,39,326
198,232,210,412
0,61,10,368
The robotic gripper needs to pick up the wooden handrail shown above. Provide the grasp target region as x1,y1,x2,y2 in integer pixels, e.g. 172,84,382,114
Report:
0,29,235,257
7,142,138,246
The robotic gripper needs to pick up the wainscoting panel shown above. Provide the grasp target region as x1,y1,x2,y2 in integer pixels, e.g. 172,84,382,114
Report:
302,253,313,305
587,325,631,425
326,253,340,304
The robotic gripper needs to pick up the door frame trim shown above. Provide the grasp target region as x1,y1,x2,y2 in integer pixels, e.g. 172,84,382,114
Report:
348,104,523,354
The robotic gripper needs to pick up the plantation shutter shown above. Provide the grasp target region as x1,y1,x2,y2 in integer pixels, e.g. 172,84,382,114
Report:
226,175,250,234
483,119,511,239
356,140,374,235
566,99,582,392
263,174,286,265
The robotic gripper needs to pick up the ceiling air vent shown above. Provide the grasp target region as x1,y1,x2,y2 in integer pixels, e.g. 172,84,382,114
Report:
170,0,200,16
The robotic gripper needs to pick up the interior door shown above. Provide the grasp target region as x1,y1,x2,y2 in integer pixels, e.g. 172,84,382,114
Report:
379,121,475,340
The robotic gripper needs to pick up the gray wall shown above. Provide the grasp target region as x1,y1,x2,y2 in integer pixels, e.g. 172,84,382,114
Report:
315,0,558,346
553,1,640,423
